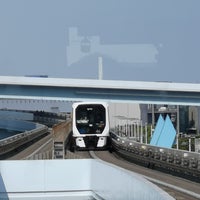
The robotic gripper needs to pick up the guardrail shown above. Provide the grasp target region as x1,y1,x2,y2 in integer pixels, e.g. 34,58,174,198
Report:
0,125,49,156
111,132,200,181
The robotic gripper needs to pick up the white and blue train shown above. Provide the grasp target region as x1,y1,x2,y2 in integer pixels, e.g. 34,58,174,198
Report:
72,102,110,150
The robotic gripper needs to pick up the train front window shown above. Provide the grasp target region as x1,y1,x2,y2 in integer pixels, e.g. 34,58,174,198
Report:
76,104,106,134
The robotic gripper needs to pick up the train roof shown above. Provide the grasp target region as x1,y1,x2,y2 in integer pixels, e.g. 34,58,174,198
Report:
72,101,108,108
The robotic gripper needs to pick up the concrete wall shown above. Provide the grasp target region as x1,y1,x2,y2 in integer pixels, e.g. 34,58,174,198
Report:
0,159,174,200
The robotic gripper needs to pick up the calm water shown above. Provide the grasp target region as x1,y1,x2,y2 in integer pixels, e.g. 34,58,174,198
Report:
0,128,21,140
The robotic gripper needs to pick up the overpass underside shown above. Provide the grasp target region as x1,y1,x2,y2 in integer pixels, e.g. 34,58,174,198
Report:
1,76,200,105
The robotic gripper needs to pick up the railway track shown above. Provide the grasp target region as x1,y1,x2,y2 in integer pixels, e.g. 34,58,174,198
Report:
5,132,52,160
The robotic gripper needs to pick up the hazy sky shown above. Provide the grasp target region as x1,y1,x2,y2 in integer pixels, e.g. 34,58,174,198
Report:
0,0,200,83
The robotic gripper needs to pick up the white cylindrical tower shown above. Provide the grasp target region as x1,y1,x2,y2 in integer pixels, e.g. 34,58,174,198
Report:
98,56,103,80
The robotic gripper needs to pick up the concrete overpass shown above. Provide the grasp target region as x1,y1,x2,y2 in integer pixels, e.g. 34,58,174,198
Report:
1,76,200,105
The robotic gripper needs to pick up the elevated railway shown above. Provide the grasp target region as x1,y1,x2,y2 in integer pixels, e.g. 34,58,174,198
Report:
0,123,49,159
4,125,200,200
1,77,200,199
5,119,200,183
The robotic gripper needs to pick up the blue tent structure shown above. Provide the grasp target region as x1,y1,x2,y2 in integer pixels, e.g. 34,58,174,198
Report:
150,114,176,148
150,115,164,146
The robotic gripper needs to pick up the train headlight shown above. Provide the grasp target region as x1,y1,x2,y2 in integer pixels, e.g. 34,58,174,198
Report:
75,137,86,148
97,137,107,147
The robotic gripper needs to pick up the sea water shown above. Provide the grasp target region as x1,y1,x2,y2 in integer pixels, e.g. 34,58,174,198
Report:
0,128,21,140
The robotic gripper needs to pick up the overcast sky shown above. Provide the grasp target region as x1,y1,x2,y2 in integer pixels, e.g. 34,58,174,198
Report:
0,0,200,83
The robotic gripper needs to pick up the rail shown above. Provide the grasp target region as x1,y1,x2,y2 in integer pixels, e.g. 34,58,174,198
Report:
110,132,200,181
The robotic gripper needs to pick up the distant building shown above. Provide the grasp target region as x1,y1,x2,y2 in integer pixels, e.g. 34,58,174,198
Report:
188,106,200,134
147,104,177,127
0,99,72,113
148,104,191,134
25,75,48,78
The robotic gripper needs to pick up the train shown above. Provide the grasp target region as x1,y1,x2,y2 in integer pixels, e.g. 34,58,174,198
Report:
71,101,110,150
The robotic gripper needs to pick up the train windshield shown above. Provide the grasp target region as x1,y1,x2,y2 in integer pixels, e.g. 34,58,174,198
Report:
76,104,106,134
